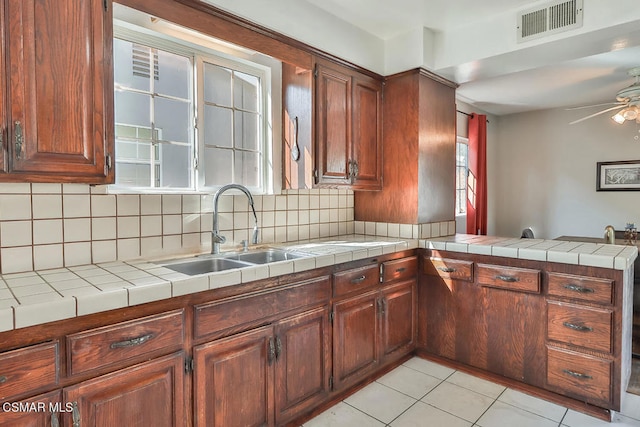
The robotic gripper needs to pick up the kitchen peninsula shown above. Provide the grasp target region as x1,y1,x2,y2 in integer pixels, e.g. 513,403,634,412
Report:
420,234,637,421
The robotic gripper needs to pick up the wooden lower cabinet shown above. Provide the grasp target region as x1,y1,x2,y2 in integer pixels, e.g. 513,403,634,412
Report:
63,352,185,427
0,389,62,426
333,280,416,390
333,290,379,390
419,249,629,418
194,307,331,427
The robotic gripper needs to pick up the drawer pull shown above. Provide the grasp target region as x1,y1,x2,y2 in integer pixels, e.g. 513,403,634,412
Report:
563,284,595,294
437,267,456,273
0,375,6,384
562,322,593,332
395,267,406,273
110,333,155,349
350,275,366,284
563,369,593,380
496,275,519,283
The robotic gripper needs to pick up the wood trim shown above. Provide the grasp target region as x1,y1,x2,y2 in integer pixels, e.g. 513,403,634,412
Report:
117,0,383,80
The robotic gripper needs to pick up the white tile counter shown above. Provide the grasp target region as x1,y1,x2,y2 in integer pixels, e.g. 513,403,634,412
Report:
421,234,638,270
0,235,418,332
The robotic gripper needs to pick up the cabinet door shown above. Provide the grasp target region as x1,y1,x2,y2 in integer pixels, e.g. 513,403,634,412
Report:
315,62,351,186
419,275,486,364
333,290,379,390
0,3,7,174
351,75,382,190
4,0,113,182
194,325,275,427
63,352,185,427
274,307,331,425
380,280,416,362
0,389,62,427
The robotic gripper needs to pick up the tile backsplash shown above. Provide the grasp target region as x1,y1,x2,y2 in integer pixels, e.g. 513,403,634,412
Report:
0,183,454,274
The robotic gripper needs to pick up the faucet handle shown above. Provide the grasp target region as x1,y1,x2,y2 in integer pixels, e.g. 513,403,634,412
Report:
212,232,226,244
241,240,249,252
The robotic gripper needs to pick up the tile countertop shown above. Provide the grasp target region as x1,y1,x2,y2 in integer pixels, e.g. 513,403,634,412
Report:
2,233,636,333
422,234,638,271
0,235,418,332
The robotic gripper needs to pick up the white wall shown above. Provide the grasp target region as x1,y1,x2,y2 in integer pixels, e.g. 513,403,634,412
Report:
493,108,640,239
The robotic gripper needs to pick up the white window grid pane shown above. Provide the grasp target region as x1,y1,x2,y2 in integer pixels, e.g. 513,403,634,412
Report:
114,38,195,190
201,61,264,191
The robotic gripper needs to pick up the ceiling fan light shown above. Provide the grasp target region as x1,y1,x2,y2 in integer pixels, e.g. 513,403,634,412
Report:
612,112,626,124
623,107,638,121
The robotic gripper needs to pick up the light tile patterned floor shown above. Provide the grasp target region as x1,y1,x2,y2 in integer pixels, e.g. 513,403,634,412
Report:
304,357,640,427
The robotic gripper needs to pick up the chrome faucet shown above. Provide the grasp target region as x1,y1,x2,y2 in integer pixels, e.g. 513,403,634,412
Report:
211,184,259,254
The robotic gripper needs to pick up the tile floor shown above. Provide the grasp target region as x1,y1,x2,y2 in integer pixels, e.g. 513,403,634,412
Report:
304,357,640,427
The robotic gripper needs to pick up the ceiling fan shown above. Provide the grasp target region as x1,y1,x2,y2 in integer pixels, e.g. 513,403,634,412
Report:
569,67,640,125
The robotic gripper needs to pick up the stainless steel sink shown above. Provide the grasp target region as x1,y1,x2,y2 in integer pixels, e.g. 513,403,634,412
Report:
160,256,252,276
157,248,311,275
229,248,309,264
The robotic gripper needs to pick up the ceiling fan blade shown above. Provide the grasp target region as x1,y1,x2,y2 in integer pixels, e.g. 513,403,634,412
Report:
569,105,625,125
565,102,626,110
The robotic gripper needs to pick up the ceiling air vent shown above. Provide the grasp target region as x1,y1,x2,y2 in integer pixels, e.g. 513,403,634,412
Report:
517,0,583,43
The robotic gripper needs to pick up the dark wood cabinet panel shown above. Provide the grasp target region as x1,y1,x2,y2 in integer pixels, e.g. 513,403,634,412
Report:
0,341,58,402
274,307,331,425
0,3,7,174
380,280,416,361
315,62,351,186
64,352,185,427
314,59,382,190
194,325,274,427
355,69,456,222
351,75,382,190
2,0,113,182
332,290,379,389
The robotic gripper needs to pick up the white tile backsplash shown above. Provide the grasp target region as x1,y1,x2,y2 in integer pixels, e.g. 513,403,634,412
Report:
0,184,442,274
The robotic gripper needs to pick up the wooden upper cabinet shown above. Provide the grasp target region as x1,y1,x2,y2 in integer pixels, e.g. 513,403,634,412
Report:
351,74,382,190
314,59,382,190
0,3,7,174
2,0,114,183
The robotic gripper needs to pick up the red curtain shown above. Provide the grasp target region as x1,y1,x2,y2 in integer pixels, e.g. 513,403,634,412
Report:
466,113,487,235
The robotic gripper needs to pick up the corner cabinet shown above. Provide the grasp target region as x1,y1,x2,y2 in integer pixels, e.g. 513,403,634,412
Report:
314,59,382,190
0,0,114,183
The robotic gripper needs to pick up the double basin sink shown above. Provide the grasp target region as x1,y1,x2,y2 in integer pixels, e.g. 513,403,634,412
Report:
158,248,311,276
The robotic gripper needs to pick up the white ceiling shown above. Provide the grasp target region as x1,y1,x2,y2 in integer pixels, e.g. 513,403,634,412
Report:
300,0,640,117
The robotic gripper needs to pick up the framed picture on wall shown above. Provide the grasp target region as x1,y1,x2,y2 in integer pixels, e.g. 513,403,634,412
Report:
597,160,640,191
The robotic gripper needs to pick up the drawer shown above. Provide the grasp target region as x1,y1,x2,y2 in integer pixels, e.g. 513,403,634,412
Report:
477,263,540,293
195,276,330,340
333,265,380,297
381,256,417,283
0,341,58,401
547,272,613,305
67,310,185,376
547,346,611,404
547,301,612,353
423,257,473,282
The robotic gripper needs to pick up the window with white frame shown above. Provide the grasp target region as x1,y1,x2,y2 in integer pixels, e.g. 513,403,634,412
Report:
112,29,269,193
455,137,469,215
